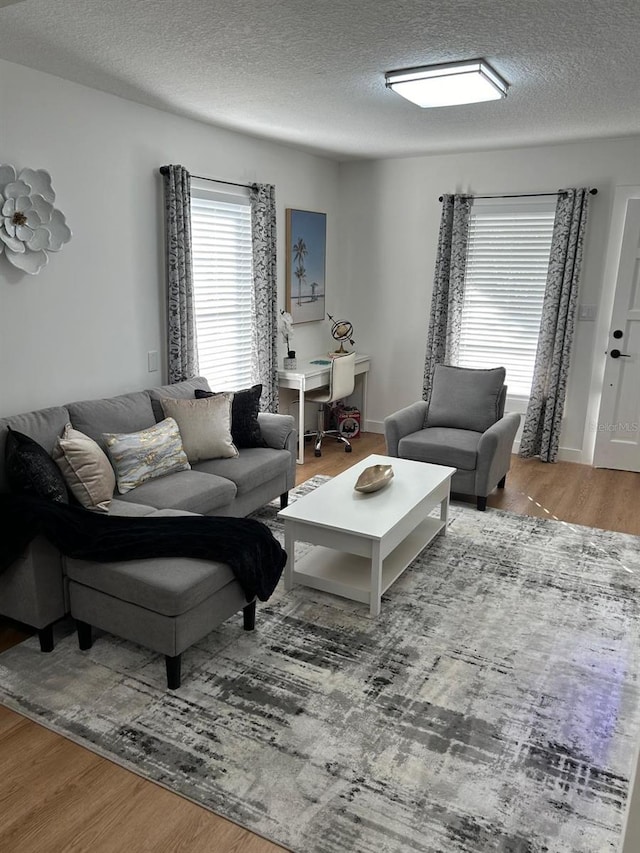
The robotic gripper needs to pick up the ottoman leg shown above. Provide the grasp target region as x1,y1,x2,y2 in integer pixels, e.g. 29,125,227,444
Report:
76,620,93,650
38,624,54,653
243,600,256,631
166,654,181,690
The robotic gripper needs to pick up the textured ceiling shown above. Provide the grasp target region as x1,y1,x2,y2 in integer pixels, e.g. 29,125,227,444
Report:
1,0,639,161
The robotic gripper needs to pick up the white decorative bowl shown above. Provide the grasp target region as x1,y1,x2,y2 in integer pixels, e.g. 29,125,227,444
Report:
354,464,394,493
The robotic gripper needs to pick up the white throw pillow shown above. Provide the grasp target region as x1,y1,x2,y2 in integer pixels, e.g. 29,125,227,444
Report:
52,423,116,512
103,417,190,494
160,394,238,463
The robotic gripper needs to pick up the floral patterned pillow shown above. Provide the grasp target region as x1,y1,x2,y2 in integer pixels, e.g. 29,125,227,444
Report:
103,418,190,494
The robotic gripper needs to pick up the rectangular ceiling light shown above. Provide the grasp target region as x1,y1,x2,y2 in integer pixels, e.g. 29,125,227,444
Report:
385,59,508,108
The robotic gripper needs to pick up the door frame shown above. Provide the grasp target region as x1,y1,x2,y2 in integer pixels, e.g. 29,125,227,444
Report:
583,185,640,465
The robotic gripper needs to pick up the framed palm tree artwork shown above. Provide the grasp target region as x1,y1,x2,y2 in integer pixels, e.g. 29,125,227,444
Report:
285,208,326,324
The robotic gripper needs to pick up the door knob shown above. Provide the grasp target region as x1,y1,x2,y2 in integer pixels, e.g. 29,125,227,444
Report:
610,349,630,358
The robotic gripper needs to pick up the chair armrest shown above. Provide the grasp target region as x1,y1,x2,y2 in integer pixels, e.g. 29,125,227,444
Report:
384,401,429,457
475,412,521,494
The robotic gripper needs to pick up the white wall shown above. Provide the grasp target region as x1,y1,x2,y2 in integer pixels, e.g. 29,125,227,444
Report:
0,59,341,418
338,137,640,462
3,58,639,464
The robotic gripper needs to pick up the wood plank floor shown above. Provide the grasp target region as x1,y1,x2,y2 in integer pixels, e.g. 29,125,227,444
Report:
1,432,639,852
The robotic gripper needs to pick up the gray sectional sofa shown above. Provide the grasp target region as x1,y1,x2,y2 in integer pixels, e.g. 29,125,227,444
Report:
0,376,297,687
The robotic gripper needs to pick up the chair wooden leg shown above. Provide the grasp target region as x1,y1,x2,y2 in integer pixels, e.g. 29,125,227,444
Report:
477,496,487,511
165,654,182,690
498,475,506,489
76,620,93,651
38,624,54,653
280,492,289,509
243,600,256,631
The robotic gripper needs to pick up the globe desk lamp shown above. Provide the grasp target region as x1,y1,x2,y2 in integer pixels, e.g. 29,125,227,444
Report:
327,313,355,355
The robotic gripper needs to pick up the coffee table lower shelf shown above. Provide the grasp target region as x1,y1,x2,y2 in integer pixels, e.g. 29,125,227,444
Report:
286,515,445,615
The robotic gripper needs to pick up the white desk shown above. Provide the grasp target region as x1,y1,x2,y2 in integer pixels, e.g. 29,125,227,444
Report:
278,353,370,464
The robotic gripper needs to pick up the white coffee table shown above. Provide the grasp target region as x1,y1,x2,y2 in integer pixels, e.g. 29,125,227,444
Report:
278,454,455,617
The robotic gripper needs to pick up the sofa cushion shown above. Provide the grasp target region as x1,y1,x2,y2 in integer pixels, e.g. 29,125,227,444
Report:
399,427,482,471
148,376,211,422
193,447,289,495
115,469,236,514
5,428,69,503
145,508,201,517
109,499,159,517
104,418,191,494
160,394,238,462
196,385,267,449
65,555,235,617
426,365,506,433
67,391,156,451
52,424,115,513
0,406,70,493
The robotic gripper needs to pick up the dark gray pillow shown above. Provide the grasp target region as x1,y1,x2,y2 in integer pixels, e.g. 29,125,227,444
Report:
195,384,267,449
5,427,69,503
426,365,506,433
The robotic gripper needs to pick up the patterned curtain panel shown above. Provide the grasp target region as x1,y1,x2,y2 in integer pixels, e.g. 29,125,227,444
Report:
249,183,278,413
422,194,472,402
160,164,199,383
519,188,591,462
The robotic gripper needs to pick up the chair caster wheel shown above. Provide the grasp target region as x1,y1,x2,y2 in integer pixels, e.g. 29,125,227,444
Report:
345,445,352,452
314,450,322,457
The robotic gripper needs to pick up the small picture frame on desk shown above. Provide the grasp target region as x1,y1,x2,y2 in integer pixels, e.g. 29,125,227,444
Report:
286,209,326,324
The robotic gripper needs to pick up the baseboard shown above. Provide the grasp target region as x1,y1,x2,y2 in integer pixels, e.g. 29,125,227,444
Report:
511,438,584,463
556,447,585,464
364,420,385,434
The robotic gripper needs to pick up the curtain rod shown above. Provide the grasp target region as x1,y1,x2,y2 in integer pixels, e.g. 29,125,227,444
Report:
438,188,598,202
159,166,256,190
191,174,257,190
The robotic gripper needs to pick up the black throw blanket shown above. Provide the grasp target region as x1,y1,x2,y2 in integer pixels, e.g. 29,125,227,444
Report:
0,494,287,602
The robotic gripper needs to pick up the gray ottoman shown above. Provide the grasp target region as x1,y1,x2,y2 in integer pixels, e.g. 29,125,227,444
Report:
65,511,255,689
67,555,255,689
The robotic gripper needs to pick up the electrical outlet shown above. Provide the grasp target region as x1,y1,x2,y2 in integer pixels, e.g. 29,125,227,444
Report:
148,350,159,372
578,304,597,321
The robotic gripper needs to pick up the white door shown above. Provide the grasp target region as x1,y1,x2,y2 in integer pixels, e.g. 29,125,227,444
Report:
594,198,640,471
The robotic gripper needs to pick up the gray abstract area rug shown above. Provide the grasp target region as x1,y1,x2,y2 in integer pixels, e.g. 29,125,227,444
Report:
1,476,640,853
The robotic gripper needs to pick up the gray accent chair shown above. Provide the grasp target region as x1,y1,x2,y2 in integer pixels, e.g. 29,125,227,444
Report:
384,365,521,511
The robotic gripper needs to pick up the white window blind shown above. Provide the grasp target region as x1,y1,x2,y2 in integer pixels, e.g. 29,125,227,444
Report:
190,189,254,390
457,200,556,397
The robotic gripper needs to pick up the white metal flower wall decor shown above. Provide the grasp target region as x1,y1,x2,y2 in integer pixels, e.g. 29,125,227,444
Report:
0,164,72,274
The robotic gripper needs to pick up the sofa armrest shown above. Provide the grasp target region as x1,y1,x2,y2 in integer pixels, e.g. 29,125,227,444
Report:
0,537,67,629
258,412,295,450
475,412,521,494
384,401,429,457
258,412,297,491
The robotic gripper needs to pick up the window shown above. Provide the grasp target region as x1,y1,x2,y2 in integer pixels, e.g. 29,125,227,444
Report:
457,199,556,397
190,185,253,389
